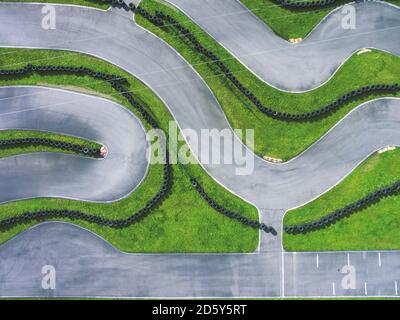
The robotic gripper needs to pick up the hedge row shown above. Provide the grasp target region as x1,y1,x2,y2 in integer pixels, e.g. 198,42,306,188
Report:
190,178,275,234
134,6,399,121
0,138,101,158
284,180,400,234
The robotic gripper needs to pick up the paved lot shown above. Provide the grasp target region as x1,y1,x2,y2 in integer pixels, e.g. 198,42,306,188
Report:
166,0,400,91
284,251,400,297
1,222,399,298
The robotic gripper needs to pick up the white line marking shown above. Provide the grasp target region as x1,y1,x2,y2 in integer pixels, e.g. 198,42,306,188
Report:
316,254,319,268
378,252,382,267
347,253,350,266
332,282,336,296
395,281,398,296
364,282,368,296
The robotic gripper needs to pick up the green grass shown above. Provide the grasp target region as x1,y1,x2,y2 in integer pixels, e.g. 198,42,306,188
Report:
284,148,400,251
241,0,400,40
0,130,100,158
0,47,259,253
136,0,400,160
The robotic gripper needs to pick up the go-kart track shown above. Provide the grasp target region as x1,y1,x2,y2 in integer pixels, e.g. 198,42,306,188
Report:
0,1,399,298
0,86,149,203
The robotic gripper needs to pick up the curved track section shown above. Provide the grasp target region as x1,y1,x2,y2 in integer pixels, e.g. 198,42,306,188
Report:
0,3,399,209
0,86,148,203
208,97,400,209
165,0,400,91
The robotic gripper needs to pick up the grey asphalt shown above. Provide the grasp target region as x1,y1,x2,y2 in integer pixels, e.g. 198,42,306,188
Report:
0,86,149,202
1,221,399,298
0,2,399,297
166,0,400,91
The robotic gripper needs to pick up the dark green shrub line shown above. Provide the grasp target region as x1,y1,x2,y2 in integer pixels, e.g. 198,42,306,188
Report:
190,177,275,234
0,137,101,158
284,180,400,234
0,63,260,232
131,5,399,121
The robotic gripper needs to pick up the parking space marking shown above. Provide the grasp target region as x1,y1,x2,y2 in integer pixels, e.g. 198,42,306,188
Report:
364,282,368,296
347,253,350,266
332,282,336,296
378,252,382,267
316,254,319,268
395,281,398,296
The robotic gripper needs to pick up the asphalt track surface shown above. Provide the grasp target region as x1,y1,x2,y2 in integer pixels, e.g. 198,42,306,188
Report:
165,0,400,91
2,221,400,298
0,2,399,297
0,86,149,202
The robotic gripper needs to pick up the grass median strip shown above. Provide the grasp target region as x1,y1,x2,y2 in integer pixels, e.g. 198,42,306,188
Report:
135,0,400,160
284,148,400,251
0,130,101,159
0,48,259,253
